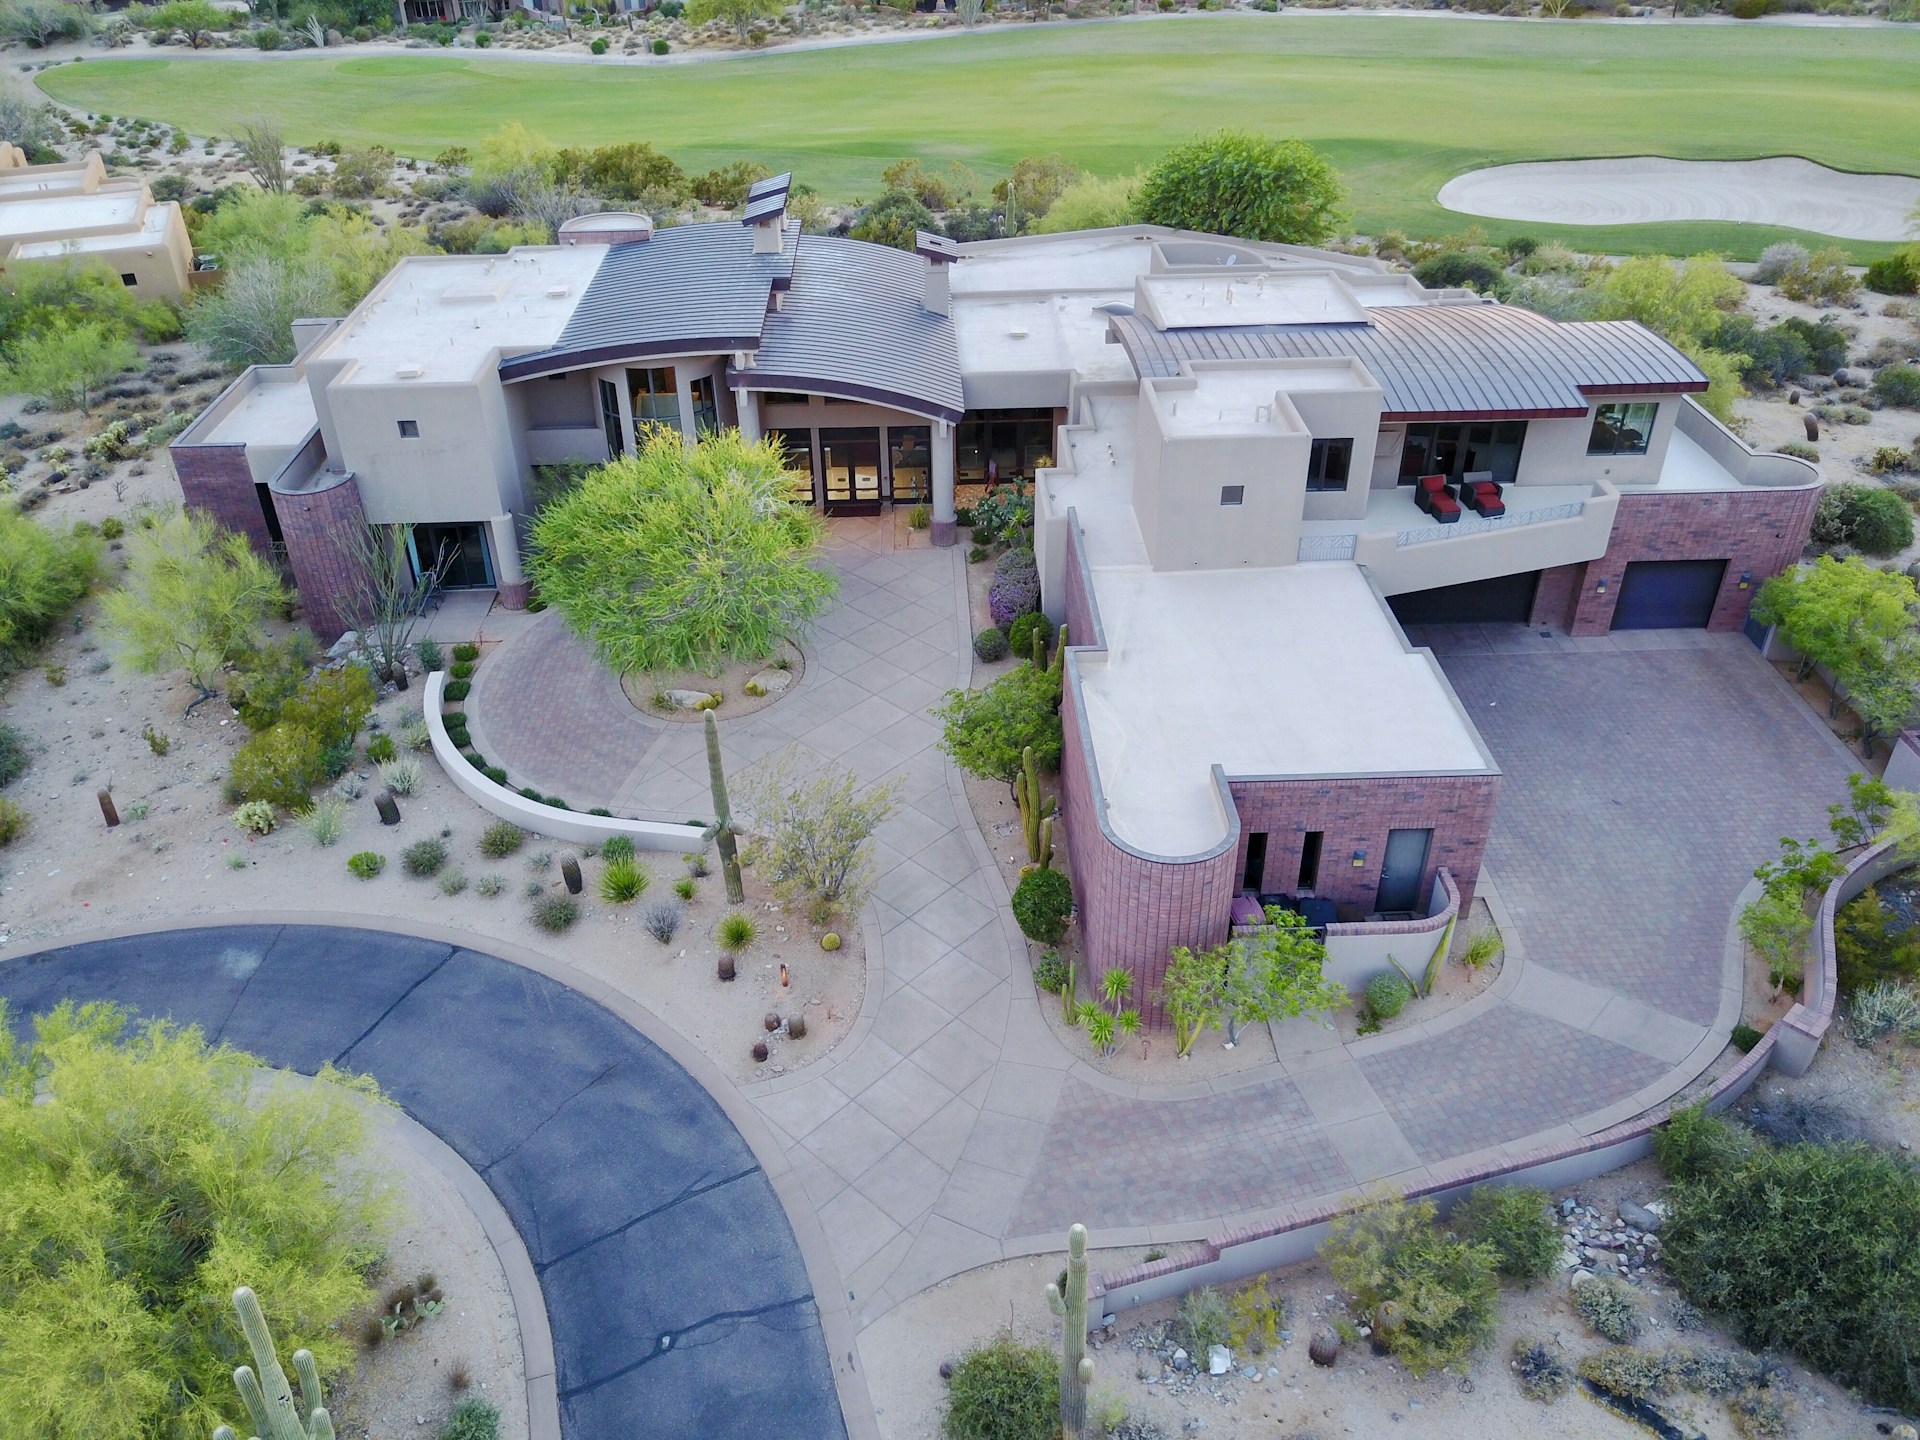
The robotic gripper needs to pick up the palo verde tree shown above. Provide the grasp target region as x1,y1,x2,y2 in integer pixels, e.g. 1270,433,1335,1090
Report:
0,319,138,413
529,427,836,677
1161,908,1347,1056
0,1000,391,1440
1134,131,1346,246
1755,556,1920,754
102,508,287,709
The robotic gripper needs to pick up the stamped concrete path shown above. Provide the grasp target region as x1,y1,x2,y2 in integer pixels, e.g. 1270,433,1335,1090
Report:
471,518,1857,1334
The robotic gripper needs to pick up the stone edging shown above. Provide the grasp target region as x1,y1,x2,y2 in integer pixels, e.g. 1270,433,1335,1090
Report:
2,912,880,1440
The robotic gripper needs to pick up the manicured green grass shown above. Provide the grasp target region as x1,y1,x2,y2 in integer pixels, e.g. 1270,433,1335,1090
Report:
40,17,1920,257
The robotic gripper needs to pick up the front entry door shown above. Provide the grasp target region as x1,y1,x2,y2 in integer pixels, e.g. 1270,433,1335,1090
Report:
408,523,493,590
820,427,882,515
1374,828,1432,915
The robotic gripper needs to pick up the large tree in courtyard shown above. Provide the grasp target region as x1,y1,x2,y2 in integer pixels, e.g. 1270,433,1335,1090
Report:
1134,131,1346,246
528,427,835,675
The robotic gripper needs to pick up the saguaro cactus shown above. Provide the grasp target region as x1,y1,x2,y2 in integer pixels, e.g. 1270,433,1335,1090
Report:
1016,744,1056,868
213,1286,335,1440
1049,622,1068,681
703,710,745,905
1045,1223,1094,1440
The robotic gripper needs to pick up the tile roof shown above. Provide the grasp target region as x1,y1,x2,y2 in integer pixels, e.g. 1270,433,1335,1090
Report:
1110,302,1708,420
496,219,798,380
731,234,964,422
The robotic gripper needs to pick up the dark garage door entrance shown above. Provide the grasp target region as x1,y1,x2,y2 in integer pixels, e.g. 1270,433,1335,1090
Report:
1389,571,1539,627
1612,559,1726,630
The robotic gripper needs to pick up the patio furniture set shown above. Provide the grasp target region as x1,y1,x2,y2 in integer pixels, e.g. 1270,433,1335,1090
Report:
1412,471,1507,524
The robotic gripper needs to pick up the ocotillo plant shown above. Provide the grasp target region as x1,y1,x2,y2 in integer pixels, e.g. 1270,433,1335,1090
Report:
1046,1223,1095,1440
213,1286,335,1440
703,710,745,904
1015,744,1056,867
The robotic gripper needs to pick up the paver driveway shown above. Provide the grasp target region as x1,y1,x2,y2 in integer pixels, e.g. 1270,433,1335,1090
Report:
465,539,1860,1336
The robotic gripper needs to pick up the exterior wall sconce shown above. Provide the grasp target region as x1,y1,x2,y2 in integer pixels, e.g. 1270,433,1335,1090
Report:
1738,571,1753,590
1351,849,1367,868
1595,576,1609,595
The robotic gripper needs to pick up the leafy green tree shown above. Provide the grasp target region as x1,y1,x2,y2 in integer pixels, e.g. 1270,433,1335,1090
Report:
1321,1193,1500,1375
1842,625,1920,757
1134,131,1346,245
684,0,784,39
187,189,313,267
528,427,836,675
0,999,391,1440
1754,556,1918,684
556,140,688,202
1163,909,1346,1053
935,661,1063,784
0,506,100,670
1033,172,1143,235
1739,885,1811,996
0,259,173,355
146,0,229,45
0,320,138,412
102,509,288,705
849,189,940,251
1590,255,1749,420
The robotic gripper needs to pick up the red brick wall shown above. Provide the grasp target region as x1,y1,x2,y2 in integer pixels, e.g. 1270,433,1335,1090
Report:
171,443,275,555
1228,774,1498,922
1530,563,1582,631
1565,486,1820,636
274,474,369,642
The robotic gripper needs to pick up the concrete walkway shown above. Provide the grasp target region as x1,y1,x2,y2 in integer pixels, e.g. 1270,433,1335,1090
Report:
468,524,1859,1331
0,924,849,1440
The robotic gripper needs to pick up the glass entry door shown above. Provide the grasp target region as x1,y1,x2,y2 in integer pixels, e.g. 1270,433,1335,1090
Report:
889,425,931,502
820,427,882,514
408,523,493,590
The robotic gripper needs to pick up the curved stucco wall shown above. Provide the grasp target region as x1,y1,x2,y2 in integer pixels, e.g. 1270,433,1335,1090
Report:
424,670,712,851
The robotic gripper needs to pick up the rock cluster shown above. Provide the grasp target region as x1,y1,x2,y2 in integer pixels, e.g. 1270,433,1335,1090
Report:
1560,1194,1665,1280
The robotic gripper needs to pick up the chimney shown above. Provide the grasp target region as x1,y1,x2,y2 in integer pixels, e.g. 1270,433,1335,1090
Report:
916,232,960,317
741,171,794,255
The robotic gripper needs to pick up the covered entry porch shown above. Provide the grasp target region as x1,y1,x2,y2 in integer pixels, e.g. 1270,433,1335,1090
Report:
736,387,959,537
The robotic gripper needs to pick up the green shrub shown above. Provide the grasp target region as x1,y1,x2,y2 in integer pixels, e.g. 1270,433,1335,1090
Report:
651,36,668,53
599,856,649,903
282,665,376,752
443,678,470,702
1773,440,1820,462
1451,1185,1558,1283
1365,971,1411,1020
1865,251,1920,296
1032,952,1070,994
438,1398,501,1440
1576,1346,1675,1400
601,834,636,863
0,506,100,671
475,873,507,897
941,1334,1057,1440
1011,867,1073,943
415,638,444,671
401,838,448,877
935,663,1064,784
1655,1105,1920,1412
1731,1021,1764,1052
1835,888,1920,992
589,35,607,52
450,660,475,680
1777,246,1860,305
0,721,27,788
1321,1194,1500,1375
365,733,397,764
1006,611,1054,661
1875,364,1920,409
450,641,479,662
254,25,281,47
1574,1274,1641,1342
300,796,348,848
717,911,757,951
229,722,327,808
532,894,579,932
438,869,468,896
0,795,26,847
1176,1286,1231,1351
1414,249,1505,293
1812,482,1914,557
232,800,276,835
347,850,385,879
230,632,321,733
972,626,1009,663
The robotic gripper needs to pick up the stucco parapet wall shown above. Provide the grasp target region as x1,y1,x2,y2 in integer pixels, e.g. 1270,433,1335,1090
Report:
424,671,712,851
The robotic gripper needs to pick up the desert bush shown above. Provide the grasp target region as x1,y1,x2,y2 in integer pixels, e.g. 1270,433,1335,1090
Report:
941,1333,1057,1440
438,870,468,896
0,506,99,672
1414,249,1504,292
1176,1285,1231,1352
229,722,328,808
1774,246,1859,305
1812,482,1914,556
1365,970,1411,1020
741,748,898,920
398,717,432,751
1225,1274,1285,1355
1032,952,1070,994
1774,440,1820,461
1574,1274,1641,1342
377,758,422,797
1511,1337,1570,1402
1875,363,1920,409
599,856,649,903
0,794,26,846
1576,1346,1676,1401
640,899,683,942
0,1000,390,1438
229,632,321,733
438,1398,501,1440
532,894,578,932
972,626,1008,663
401,837,448,877
347,850,385,879
478,821,525,858
935,662,1064,784
1011,867,1073,943
1848,977,1920,1043
1655,1105,1920,1411
1451,1184,1558,1283
231,799,276,835
1750,242,1809,286
600,834,636,864
475,873,507,897
366,732,397,764
1865,251,1920,296
300,796,348,847
0,720,27,787
717,911,757,951
1321,1194,1499,1374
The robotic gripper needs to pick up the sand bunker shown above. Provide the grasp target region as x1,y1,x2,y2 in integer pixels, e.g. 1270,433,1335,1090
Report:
1437,157,1920,242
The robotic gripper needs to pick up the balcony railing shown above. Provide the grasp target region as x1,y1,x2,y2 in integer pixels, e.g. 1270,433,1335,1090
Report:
1396,498,1586,548
1296,532,1358,562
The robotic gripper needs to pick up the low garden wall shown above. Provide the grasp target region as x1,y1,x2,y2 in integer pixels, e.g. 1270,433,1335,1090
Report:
1091,839,1877,1319
423,671,709,852
1231,870,1460,997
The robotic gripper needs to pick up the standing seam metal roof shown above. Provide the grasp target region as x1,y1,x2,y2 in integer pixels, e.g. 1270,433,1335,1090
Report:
497,219,799,380
1111,303,1707,420
729,234,964,423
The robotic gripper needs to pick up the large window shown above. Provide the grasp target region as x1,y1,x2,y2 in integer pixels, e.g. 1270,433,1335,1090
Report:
1398,420,1527,487
889,426,931,502
689,374,720,437
597,378,623,458
1306,438,1352,492
628,366,679,429
1588,402,1658,456
766,427,815,501
957,408,1054,483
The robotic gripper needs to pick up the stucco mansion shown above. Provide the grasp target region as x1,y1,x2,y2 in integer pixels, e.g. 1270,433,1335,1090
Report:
169,175,1822,1008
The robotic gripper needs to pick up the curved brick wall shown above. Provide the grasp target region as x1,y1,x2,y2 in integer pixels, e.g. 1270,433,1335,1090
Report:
272,471,369,643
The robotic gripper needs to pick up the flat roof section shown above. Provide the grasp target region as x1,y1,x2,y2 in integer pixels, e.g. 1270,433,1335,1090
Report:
316,246,606,386
1076,562,1492,857
952,292,1136,383
200,376,318,449
1151,368,1308,438
0,188,140,242
14,202,175,259
1140,271,1370,330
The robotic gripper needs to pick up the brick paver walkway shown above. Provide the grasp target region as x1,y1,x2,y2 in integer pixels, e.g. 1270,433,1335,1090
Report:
472,549,1860,1334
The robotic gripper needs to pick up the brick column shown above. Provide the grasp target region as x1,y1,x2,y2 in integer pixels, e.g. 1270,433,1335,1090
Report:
272,472,369,643
171,443,274,554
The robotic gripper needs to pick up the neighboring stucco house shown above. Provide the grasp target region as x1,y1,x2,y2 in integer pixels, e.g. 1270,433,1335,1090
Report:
169,178,1822,1011
0,148,193,301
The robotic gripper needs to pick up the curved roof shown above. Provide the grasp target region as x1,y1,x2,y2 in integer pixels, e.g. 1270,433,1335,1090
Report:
731,234,964,423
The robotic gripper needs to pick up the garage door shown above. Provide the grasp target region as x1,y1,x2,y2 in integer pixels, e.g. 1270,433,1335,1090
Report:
1612,559,1727,630
1388,571,1539,626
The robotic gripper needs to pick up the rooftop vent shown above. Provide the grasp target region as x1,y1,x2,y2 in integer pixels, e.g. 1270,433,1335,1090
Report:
916,231,960,317
396,364,424,380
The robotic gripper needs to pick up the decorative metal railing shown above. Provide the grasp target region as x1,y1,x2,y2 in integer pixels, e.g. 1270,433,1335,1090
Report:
1395,499,1585,548
1295,532,1358,562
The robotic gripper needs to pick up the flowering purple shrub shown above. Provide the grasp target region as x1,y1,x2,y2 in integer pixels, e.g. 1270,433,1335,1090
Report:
990,570,1041,627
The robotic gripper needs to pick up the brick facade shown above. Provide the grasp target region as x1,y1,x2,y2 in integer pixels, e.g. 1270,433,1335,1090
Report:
1228,773,1498,922
1541,486,1820,636
273,473,370,643
171,443,276,555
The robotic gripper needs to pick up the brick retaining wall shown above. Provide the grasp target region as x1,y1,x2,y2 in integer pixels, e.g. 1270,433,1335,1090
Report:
273,473,369,642
171,442,275,554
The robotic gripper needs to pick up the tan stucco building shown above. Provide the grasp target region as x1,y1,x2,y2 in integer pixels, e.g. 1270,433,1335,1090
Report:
0,148,193,301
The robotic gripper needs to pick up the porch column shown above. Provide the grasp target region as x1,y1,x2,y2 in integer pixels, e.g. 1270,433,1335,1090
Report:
735,386,762,443
490,512,529,610
931,418,957,548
